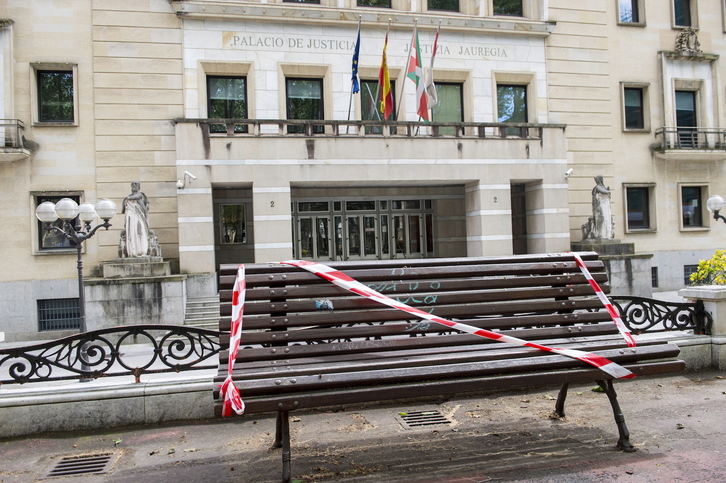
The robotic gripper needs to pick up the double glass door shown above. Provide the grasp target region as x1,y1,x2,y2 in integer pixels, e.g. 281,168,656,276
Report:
294,199,432,261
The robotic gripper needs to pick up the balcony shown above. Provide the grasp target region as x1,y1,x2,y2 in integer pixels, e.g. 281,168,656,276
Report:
0,119,31,163
654,127,726,162
175,119,566,162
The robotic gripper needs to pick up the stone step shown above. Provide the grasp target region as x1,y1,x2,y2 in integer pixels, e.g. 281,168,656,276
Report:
184,296,221,329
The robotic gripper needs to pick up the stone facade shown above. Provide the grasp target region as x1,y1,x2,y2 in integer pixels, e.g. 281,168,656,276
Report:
1,0,726,341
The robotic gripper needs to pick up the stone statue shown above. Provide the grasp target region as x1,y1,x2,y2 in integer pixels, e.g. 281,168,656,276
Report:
581,175,614,240
119,181,162,258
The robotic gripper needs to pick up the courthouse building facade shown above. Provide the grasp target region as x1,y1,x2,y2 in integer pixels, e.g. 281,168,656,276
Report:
1,0,725,341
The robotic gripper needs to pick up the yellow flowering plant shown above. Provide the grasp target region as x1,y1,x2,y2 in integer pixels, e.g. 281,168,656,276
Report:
690,250,726,285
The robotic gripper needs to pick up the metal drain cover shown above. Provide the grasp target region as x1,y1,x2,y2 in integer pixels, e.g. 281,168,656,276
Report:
396,409,452,430
41,452,116,479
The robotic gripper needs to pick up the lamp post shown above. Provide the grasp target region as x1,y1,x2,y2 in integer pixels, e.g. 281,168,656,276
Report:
35,197,117,377
707,195,726,224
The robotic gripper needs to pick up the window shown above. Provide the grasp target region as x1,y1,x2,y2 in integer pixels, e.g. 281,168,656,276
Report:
37,70,74,123
207,76,247,133
36,194,81,251
674,0,692,27
625,186,652,230
619,0,640,23
38,298,80,331
497,84,527,136
286,78,324,134
220,204,246,244
428,0,459,11
623,87,645,130
493,0,523,16
361,79,396,122
431,83,463,135
681,186,703,228
284,0,320,3
357,0,391,7
684,264,699,285
651,267,659,288
675,90,697,148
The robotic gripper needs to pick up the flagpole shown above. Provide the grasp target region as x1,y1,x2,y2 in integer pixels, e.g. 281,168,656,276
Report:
395,18,417,122
346,17,362,134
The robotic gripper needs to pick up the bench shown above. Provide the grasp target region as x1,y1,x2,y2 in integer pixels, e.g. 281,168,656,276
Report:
213,252,685,482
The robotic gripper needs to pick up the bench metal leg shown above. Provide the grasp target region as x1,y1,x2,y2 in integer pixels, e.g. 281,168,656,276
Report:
273,410,292,483
273,410,284,448
596,379,636,453
553,382,569,418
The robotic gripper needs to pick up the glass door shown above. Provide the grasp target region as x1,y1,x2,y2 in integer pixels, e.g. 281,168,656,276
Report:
675,90,697,148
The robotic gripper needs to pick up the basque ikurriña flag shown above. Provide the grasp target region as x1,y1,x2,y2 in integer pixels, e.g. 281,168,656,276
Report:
406,24,429,121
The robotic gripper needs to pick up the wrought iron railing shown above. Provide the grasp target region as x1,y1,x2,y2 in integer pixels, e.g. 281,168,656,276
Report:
0,297,711,385
655,127,726,151
177,118,552,140
607,296,712,335
0,325,221,385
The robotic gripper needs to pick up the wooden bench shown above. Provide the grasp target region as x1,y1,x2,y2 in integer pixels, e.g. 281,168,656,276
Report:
213,252,685,482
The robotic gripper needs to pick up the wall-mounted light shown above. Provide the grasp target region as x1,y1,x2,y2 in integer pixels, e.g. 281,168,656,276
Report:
706,195,726,224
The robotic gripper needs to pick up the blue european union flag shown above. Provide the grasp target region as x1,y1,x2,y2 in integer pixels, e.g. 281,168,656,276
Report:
351,23,360,94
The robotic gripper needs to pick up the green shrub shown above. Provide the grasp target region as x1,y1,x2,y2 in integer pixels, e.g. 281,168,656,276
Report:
690,250,726,285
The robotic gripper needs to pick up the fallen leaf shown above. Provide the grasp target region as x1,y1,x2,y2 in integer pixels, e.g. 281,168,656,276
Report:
591,386,605,393
113,439,122,447
676,423,685,430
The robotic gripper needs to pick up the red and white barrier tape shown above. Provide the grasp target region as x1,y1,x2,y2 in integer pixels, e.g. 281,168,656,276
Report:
570,252,636,348
282,260,635,380
221,264,246,417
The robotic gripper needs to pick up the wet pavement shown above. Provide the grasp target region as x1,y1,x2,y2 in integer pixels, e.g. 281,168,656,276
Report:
1,369,725,482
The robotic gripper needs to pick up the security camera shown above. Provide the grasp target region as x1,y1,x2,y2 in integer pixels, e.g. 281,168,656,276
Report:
565,168,574,178
177,171,198,189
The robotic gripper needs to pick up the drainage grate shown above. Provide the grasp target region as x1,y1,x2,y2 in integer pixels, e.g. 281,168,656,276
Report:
41,453,116,479
396,409,452,429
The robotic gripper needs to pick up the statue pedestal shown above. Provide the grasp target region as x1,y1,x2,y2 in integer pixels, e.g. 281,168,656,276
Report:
85,258,186,331
102,257,170,278
571,239,653,297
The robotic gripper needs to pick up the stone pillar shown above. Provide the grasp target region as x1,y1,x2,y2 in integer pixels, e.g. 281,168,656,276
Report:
252,186,293,262
464,182,512,257
679,285,726,369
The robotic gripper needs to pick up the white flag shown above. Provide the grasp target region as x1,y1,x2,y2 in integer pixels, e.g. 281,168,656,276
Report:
425,25,440,109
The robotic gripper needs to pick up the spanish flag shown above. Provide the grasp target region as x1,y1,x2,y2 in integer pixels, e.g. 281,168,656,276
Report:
378,25,393,120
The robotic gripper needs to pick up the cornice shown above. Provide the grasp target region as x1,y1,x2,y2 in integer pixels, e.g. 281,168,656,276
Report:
170,1,555,36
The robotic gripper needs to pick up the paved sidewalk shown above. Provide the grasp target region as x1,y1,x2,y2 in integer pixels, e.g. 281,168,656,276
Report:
1,369,725,482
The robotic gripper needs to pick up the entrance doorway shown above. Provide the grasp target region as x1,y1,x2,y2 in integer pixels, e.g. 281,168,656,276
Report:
293,198,434,261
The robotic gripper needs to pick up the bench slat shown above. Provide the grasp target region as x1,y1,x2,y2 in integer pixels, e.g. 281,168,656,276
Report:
214,360,685,416
218,337,672,381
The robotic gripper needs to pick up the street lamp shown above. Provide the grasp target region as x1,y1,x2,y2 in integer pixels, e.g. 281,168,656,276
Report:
35,198,117,377
707,195,726,224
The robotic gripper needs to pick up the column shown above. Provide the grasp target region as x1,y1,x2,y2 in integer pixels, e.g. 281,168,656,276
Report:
465,182,512,257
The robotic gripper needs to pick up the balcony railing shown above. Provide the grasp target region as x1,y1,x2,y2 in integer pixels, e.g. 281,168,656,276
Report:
178,118,550,140
0,119,30,163
655,127,726,151
1,119,25,149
